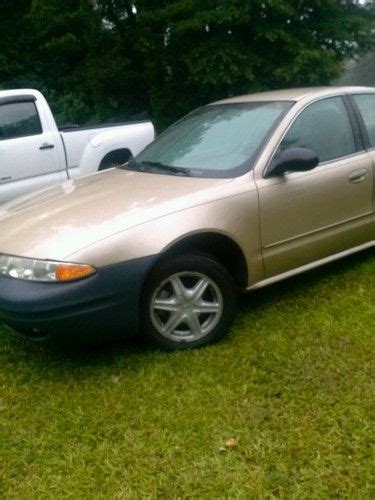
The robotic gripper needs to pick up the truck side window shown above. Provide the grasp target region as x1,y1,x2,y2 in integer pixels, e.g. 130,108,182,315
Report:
353,94,375,148
279,97,356,163
0,101,42,141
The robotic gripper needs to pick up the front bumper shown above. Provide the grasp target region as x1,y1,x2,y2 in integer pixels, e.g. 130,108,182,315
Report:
0,255,157,345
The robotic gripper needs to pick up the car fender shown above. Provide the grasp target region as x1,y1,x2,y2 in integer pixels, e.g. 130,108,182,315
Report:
66,191,263,287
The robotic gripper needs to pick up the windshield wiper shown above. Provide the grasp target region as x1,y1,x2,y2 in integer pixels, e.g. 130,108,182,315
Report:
118,158,191,176
118,158,145,171
139,161,191,176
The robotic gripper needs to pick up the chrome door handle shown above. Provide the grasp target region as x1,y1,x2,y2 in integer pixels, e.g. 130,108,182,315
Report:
39,143,55,150
348,168,368,183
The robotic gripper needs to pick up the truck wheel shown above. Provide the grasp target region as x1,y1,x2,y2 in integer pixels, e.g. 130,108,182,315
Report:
141,254,237,350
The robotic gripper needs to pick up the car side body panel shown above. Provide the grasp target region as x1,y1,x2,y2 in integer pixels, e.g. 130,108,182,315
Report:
253,89,375,278
368,150,375,210
0,170,258,264
67,180,264,285
255,153,373,277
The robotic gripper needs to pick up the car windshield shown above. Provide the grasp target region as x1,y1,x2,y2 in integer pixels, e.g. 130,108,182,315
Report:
134,101,293,178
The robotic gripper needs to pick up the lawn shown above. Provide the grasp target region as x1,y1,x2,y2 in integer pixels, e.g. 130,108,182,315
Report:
0,250,374,498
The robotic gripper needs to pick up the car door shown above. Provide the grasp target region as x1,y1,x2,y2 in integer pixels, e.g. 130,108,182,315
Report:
351,92,375,212
0,97,65,204
255,95,374,278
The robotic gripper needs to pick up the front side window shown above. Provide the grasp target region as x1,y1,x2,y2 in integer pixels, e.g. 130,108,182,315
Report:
353,94,375,148
0,101,42,141
135,101,293,178
279,97,356,163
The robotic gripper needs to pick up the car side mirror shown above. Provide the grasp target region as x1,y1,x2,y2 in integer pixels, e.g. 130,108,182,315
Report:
265,147,319,178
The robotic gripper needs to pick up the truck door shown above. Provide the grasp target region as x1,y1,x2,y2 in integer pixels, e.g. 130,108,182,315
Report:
0,96,66,204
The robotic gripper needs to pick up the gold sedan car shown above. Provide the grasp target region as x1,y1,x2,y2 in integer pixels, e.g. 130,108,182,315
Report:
0,87,374,349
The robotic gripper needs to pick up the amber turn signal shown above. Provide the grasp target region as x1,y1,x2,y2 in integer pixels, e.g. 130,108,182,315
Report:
55,263,95,282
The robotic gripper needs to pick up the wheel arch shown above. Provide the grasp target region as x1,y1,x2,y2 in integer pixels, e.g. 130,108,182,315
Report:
153,231,249,289
98,148,132,170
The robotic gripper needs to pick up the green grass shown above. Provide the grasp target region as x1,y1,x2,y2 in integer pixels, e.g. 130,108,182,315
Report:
0,250,374,498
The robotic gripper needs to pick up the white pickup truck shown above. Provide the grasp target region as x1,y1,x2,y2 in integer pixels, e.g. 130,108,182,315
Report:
0,89,155,204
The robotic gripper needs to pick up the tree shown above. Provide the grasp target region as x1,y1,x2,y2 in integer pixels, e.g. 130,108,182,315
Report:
118,0,375,127
0,0,374,129
0,0,33,87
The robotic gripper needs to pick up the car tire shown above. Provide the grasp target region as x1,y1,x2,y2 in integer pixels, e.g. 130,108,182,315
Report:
141,253,237,350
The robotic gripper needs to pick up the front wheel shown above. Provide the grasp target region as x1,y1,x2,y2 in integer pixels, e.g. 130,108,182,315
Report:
141,254,237,350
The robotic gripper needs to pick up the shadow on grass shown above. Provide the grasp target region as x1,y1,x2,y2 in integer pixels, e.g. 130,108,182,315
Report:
2,247,373,376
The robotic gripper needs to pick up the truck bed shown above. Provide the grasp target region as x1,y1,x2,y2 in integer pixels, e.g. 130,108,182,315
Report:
60,121,154,169
58,120,150,132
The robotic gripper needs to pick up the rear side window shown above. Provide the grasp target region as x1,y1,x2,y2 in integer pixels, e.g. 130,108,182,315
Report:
280,96,356,163
353,94,375,148
0,101,42,141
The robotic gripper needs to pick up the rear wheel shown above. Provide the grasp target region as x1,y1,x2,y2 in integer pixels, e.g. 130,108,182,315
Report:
141,254,237,350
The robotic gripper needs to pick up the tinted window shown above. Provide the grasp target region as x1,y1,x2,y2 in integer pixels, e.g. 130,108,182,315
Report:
280,97,356,163
353,94,375,148
0,101,42,141
136,101,292,178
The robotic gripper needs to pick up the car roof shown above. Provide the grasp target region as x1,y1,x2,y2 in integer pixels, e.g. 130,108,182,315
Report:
210,86,375,105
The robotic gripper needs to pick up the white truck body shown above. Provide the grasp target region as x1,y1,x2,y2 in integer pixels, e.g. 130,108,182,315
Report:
0,89,155,204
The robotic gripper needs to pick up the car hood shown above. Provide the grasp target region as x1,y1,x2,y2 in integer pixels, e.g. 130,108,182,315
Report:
0,168,241,261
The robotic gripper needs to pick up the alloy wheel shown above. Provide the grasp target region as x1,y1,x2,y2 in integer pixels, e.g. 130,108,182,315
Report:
150,271,224,342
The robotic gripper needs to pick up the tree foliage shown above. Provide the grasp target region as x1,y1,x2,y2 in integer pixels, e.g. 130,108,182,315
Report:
0,0,374,129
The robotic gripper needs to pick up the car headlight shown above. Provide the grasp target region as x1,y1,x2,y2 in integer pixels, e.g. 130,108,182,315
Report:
0,254,96,282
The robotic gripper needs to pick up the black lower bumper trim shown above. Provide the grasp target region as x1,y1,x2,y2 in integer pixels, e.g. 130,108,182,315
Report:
0,255,158,345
